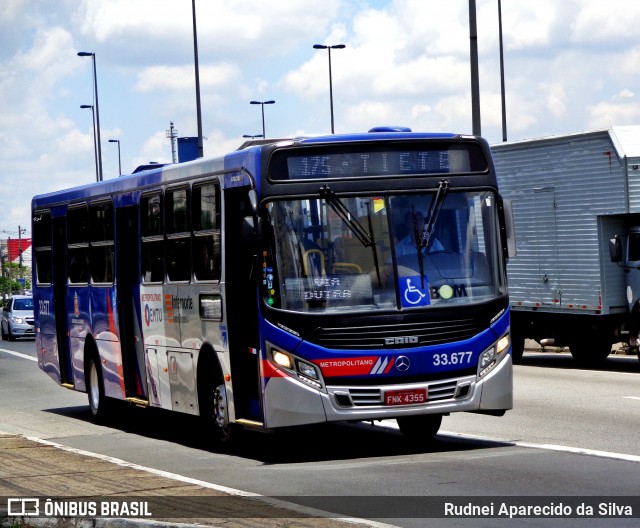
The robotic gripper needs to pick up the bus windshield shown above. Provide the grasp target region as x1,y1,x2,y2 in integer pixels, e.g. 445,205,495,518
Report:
264,190,506,313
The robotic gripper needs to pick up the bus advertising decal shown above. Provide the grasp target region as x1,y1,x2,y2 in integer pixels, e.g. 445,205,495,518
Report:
312,356,395,377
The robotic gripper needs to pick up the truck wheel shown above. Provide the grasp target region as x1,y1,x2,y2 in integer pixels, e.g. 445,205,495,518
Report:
511,332,525,363
569,334,611,364
397,414,442,440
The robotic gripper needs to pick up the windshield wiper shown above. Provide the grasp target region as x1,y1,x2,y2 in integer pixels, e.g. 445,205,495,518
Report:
415,179,450,288
319,185,381,286
419,179,450,251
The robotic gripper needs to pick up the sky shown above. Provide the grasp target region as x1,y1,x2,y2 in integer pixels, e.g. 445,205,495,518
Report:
1,0,640,239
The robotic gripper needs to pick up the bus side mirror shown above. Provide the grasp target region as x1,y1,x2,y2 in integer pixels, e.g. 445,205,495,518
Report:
609,237,622,263
502,199,516,258
245,189,263,239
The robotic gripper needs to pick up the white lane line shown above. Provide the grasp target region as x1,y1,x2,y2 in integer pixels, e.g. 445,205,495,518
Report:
625,396,640,401
21,435,397,528
0,348,37,361
381,422,640,464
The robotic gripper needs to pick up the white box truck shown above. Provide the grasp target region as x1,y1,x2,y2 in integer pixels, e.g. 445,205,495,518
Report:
491,126,640,363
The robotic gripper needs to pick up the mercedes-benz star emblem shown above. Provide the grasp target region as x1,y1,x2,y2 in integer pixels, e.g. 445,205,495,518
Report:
395,355,410,371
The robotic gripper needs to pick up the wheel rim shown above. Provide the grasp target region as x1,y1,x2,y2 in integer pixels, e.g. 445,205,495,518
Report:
212,383,231,438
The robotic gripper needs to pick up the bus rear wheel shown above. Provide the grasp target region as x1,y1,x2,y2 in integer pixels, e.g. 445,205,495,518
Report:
86,354,109,421
397,414,442,440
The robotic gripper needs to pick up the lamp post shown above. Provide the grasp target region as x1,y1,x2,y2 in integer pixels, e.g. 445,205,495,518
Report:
249,100,275,139
498,0,507,142
468,1,481,136
108,139,122,176
80,104,99,182
313,43,345,134
191,0,204,158
78,51,103,181
243,134,264,139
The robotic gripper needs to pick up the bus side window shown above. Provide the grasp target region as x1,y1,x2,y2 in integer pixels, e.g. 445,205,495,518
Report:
141,193,165,283
67,204,90,285
193,183,221,281
90,201,114,284
166,186,191,282
33,210,53,284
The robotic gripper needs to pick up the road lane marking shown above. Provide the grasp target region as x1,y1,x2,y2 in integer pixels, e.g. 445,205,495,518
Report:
625,396,640,401
20,435,398,528
380,422,640,464
0,348,37,361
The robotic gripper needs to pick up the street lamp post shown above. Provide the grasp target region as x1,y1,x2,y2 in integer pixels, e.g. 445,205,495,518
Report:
243,134,264,139
249,100,275,138
80,104,99,182
313,43,345,134
109,139,122,176
191,0,204,158
78,51,103,180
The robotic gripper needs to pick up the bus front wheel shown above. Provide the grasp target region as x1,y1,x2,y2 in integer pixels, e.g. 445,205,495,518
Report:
397,414,442,440
202,377,233,444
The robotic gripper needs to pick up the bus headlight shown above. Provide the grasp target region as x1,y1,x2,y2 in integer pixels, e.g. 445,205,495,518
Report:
297,360,319,380
273,350,292,369
268,344,324,390
478,333,510,379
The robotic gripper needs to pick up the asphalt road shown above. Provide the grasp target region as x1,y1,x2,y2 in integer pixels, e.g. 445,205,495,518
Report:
1,339,639,528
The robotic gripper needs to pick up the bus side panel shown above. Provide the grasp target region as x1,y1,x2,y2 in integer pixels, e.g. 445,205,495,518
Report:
139,285,171,409
91,286,126,400
35,286,60,383
67,286,91,391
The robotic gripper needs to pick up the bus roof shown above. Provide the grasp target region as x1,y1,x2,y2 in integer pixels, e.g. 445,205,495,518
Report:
32,130,471,209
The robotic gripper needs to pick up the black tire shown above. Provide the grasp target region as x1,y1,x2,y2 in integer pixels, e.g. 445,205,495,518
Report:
397,414,443,440
86,354,109,421
511,332,525,364
569,333,611,365
200,374,233,445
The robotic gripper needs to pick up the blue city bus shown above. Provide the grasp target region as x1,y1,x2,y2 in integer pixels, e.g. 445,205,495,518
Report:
32,128,513,442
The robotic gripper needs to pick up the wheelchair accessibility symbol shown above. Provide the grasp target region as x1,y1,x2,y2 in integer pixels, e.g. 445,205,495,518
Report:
400,276,431,307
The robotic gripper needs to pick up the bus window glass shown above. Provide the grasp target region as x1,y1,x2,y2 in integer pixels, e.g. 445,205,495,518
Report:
67,205,89,244
68,246,89,284
90,245,114,283
193,234,220,281
167,238,190,281
264,191,505,313
90,201,114,242
142,240,164,283
33,210,52,284
166,187,189,234
193,183,219,230
141,193,162,236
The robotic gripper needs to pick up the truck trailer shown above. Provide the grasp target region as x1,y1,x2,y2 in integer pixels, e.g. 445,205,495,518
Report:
491,126,640,363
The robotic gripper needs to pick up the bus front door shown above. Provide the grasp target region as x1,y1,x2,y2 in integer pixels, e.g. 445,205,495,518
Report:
224,187,261,422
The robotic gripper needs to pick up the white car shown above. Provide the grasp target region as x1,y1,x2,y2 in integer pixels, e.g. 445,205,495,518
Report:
1,295,35,340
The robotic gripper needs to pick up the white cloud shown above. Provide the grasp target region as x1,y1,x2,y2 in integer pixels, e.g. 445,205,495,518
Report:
134,63,241,92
